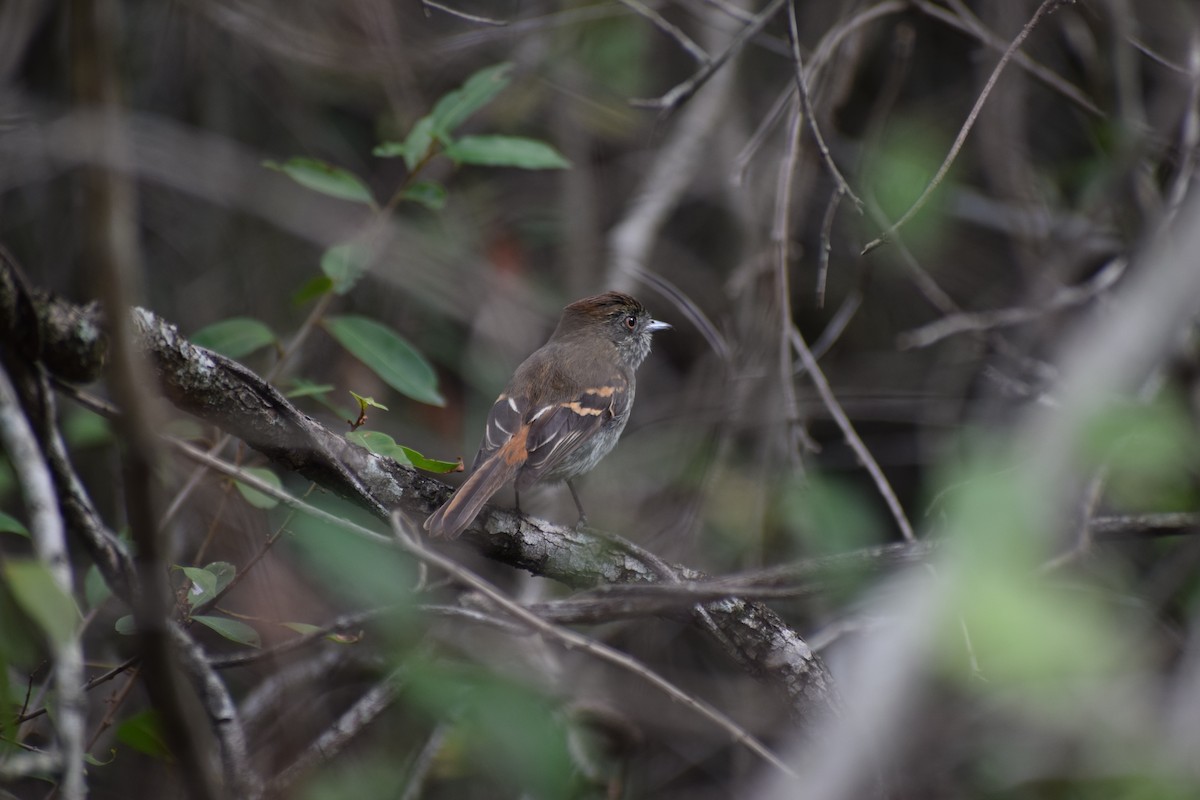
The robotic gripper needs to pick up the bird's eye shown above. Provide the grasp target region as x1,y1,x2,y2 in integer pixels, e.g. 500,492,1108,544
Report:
624,314,637,330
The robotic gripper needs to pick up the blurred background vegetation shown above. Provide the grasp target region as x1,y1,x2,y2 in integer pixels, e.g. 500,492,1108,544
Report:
4,0,1200,798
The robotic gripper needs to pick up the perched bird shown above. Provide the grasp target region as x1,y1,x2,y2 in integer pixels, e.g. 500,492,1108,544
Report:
424,291,670,539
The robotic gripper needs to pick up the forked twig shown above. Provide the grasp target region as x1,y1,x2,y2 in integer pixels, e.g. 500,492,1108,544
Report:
790,328,917,542
862,0,1072,255
388,512,800,780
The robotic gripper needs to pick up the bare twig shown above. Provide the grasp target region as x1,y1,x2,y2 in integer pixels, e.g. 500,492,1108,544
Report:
913,0,1104,118
897,258,1127,350
785,1,863,211
631,0,786,112
267,672,402,795
388,513,800,780
862,0,1072,254
790,328,917,542
420,0,508,26
618,0,709,63
0,364,85,799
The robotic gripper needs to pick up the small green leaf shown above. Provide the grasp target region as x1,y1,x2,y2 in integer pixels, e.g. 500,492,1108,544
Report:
346,430,462,473
117,710,173,761
285,379,335,399
192,318,277,359
179,566,218,607
0,511,28,538
324,315,444,406
320,243,369,295
264,157,376,206
350,391,389,412
283,621,321,635
346,430,412,465
429,63,513,135
4,560,80,648
400,181,447,210
85,565,112,610
375,116,436,172
206,562,237,596
115,615,136,635
293,274,334,304
84,749,117,766
234,467,282,509
399,446,463,474
444,135,570,170
193,615,261,647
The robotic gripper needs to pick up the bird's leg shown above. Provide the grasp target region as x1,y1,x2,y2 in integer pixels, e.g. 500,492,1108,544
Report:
515,488,522,515
566,479,588,529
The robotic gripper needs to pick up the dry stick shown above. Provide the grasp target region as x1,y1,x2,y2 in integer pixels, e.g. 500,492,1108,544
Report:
734,0,907,184
771,100,810,472
790,327,917,542
631,0,786,111
897,258,1128,350
420,0,508,25
267,672,401,795
785,0,863,211
0,366,85,800
387,512,800,781
815,189,843,307
914,0,1104,118
862,0,1072,255
618,0,710,63
399,724,451,800
1161,38,1200,228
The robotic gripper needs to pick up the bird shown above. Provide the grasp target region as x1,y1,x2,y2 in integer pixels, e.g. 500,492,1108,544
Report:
424,291,670,539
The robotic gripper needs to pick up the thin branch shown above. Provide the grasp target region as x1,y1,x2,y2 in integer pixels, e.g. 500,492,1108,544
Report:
0,363,85,799
169,624,259,799
388,513,800,780
266,672,401,795
420,0,508,26
631,0,786,112
862,0,1073,254
897,258,1127,350
790,328,917,542
913,0,1104,118
785,1,863,211
618,0,709,63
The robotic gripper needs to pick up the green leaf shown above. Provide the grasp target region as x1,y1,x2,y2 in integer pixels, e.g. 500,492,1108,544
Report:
293,274,334,305
429,63,513,135
179,566,218,607
206,561,237,596
117,710,173,761
191,317,277,359
350,391,389,412
320,242,369,296
375,116,436,172
234,466,282,509
3,560,80,648
400,446,463,474
193,615,261,647
346,430,462,473
84,565,111,610
115,615,136,635
444,136,570,170
282,621,321,635
400,180,447,210
0,511,29,538
323,315,444,406
84,749,117,766
264,157,376,207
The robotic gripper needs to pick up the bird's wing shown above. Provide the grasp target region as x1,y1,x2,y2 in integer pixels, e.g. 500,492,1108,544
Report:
518,381,629,485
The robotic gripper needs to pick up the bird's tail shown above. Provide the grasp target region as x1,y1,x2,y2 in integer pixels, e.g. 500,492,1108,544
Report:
424,452,519,539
